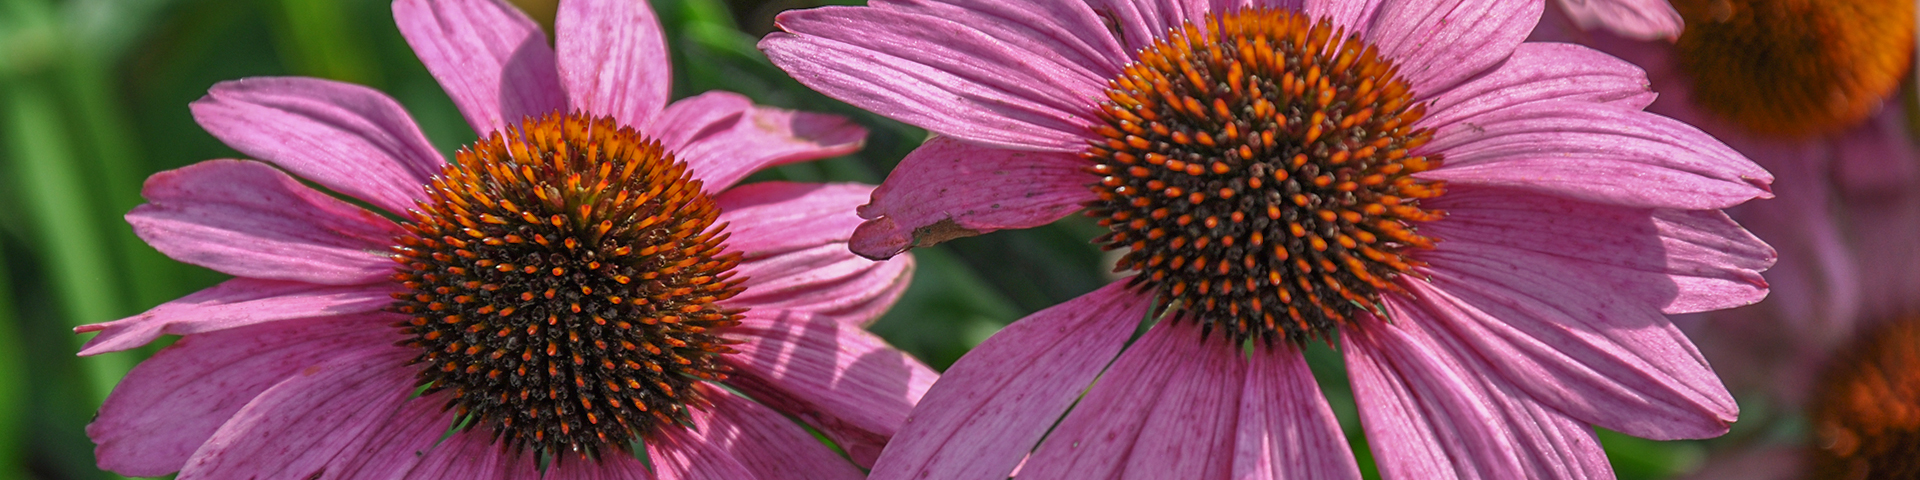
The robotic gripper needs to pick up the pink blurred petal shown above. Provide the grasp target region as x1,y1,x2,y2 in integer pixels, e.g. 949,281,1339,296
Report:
869,0,1130,78
1341,312,1526,479
1420,101,1772,210
1233,345,1361,480
850,137,1093,259
718,182,914,325
723,310,936,467
685,387,867,480
1833,107,1920,201
188,78,443,214
77,278,398,355
89,314,396,477
1363,0,1542,95
649,91,867,193
125,160,401,286
1554,0,1683,41
555,0,670,129
1422,42,1656,129
1020,320,1242,480
1732,145,1859,341
394,0,565,134
867,282,1152,480
762,7,1102,152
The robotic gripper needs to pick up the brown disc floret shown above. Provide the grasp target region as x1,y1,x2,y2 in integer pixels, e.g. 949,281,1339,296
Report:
1674,0,1915,138
1807,316,1920,479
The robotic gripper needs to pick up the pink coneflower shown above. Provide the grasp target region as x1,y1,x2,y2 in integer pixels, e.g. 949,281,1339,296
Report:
764,0,1775,477
76,0,931,477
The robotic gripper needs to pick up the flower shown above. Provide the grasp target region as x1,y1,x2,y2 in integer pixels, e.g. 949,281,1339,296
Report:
1552,0,1684,41
763,0,1775,477
76,0,931,477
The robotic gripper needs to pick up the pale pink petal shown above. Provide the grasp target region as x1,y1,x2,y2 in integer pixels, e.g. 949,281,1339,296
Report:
1421,186,1772,316
762,8,1103,152
188,78,443,214
89,314,396,477
1020,320,1243,480
1233,345,1361,480
869,0,1130,77
1341,312,1526,479
850,137,1094,259
555,0,670,129
125,160,400,286
1419,101,1772,210
394,0,565,134
1363,0,1542,96
867,282,1153,480
1422,42,1656,130
1555,0,1683,41
718,182,913,326
173,347,430,479
685,387,866,480
723,310,937,468
76,278,399,355
649,92,867,193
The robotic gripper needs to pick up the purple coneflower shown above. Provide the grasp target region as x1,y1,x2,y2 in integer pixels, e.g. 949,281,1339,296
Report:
764,0,1775,477
77,0,930,477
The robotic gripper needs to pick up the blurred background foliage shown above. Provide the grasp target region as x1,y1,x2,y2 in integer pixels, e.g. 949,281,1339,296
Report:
0,0,1715,478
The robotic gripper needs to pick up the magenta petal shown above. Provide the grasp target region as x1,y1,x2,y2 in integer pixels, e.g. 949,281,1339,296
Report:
867,282,1152,480
649,92,867,193
173,347,429,479
394,0,565,134
554,0,670,129
648,406,759,480
1233,346,1361,480
1020,320,1242,480
724,310,937,468
77,278,398,355
1363,0,1541,95
126,160,401,286
718,182,914,326
1555,0,1683,41
1079,0,1212,52
684,387,866,480
1422,42,1655,129
189,78,443,214
762,8,1102,152
400,424,550,479
869,0,1130,77
89,315,394,477
850,137,1093,259
1304,0,1386,36
1420,101,1772,210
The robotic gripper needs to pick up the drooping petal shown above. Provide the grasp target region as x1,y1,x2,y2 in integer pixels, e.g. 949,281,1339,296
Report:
554,0,670,129
1233,346,1361,480
762,7,1103,152
723,310,937,468
125,160,401,286
649,92,867,193
1421,42,1656,130
393,0,565,134
396,425,549,480
89,314,397,477
850,137,1094,259
682,387,867,480
868,0,1130,77
1554,0,1683,41
867,282,1153,480
188,78,443,214
1419,100,1772,210
648,406,759,480
1019,320,1243,480
717,182,912,326
1080,0,1214,52
1362,0,1542,96
76,278,399,355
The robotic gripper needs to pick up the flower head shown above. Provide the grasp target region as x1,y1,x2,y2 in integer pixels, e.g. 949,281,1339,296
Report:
77,0,930,477
765,0,1775,477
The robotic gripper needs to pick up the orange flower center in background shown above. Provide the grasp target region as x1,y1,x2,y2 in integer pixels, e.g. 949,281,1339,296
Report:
1807,315,1920,479
389,113,743,462
1673,0,1915,138
1083,9,1444,344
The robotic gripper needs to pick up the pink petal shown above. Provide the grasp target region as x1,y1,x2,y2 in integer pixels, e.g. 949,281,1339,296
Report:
867,282,1153,480
723,310,937,468
1554,0,1683,41
681,386,866,480
1079,0,1213,52
1419,101,1772,210
649,92,867,193
89,314,396,477
1422,42,1656,130
1019,320,1242,480
188,78,443,215
1304,0,1386,36
648,391,759,479
1722,146,1857,337
1362,0,1542,96
1233,345,1361,480
717,182,913,326
1833,108,1920,200
869,0,1130,78
76,278,398,355
850,137,1093,259
762,7,1103,152
125,160,401,286
554,0,670,129
399,423,550,480
394,0,565,135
